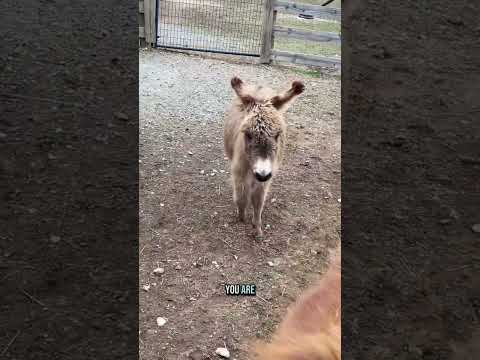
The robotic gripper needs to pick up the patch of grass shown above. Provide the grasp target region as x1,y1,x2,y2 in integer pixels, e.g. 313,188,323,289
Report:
274,37,340,57
293,68,323,78
276,14,341,34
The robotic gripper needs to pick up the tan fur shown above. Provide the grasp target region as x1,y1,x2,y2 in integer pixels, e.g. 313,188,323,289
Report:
224,77,304,237
252,253,341,360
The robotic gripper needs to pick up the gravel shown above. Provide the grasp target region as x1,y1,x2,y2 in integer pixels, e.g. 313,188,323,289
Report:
140,49,339,126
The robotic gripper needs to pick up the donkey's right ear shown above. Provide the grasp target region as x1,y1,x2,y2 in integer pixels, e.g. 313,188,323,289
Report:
231,76,244,91
231,76,254,106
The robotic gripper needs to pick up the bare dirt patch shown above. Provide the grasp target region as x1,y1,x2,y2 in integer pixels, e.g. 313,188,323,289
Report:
139,49,340,360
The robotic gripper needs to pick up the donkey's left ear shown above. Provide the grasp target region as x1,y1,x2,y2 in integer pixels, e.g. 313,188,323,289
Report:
271,81,305,111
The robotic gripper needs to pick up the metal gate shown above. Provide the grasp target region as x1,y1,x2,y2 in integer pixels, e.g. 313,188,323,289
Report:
156,0,267,57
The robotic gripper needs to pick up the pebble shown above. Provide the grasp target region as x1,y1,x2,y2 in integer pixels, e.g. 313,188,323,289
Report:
160,203,165,207
188,151,193,155
200,170,205,174
271,198,276,203
153,267,165,275
142,284,151,292
472,224,480,233
268,258,281,267
215,347,230,358
337,198,341,203
175,264,182,270
156,317,167,327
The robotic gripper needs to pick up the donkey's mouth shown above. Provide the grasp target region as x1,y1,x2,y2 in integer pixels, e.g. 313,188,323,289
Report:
254,172,272,182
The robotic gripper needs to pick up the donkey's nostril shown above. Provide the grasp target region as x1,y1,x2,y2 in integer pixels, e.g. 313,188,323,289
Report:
255,171,272,182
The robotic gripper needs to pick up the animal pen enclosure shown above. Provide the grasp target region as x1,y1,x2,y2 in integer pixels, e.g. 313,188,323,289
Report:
139,0,341,68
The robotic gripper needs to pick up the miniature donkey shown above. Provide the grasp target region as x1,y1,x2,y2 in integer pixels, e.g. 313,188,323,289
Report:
224,77,304,237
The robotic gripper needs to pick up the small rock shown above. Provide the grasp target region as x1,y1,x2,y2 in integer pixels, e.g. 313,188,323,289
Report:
337,198,341,203
472,224,480,233
212,261,220,269
175,264,182,270
265,224,271,230
268,258,281,267
271,198,276,203
220,170,225,173
188,151,193,155
114,112,129,121
142,284,151,292
153,267,165,275
160,203,165,207
215,347,230,358
233,255,238,260
146,329,156,335
200,170,205,174
156,317,167,327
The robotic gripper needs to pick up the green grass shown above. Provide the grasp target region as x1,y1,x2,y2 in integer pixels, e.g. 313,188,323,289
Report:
274,37,340,57
292,68,323,78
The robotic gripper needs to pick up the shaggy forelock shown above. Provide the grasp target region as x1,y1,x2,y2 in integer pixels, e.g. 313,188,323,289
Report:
246,103,281,138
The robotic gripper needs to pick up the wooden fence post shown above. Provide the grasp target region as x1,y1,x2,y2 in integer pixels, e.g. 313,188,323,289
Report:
143,0,157,47
260,0,275,64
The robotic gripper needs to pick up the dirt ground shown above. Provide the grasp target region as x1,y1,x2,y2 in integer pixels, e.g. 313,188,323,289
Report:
139,49,340,360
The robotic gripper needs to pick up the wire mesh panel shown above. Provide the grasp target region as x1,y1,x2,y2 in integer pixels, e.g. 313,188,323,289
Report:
157,0,267,56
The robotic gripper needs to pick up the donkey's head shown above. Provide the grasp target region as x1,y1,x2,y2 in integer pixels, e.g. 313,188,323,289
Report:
231,77,304,182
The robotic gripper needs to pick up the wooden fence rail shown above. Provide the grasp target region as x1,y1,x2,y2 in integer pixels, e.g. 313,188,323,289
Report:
274,0,341,21
260,0,341,69
273,26,341,45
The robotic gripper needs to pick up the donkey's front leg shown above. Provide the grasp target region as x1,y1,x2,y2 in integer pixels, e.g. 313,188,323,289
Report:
251,184,266,237
233,176,247,223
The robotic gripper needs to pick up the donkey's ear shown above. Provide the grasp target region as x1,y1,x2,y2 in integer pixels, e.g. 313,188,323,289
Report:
231,76,243,90
231,76,254,106
271,81,305,111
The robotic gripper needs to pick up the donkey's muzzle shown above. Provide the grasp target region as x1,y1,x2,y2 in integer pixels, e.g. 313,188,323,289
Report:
254,171,272,182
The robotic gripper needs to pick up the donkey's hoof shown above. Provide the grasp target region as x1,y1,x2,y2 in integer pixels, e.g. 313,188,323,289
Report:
254,234,264,241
